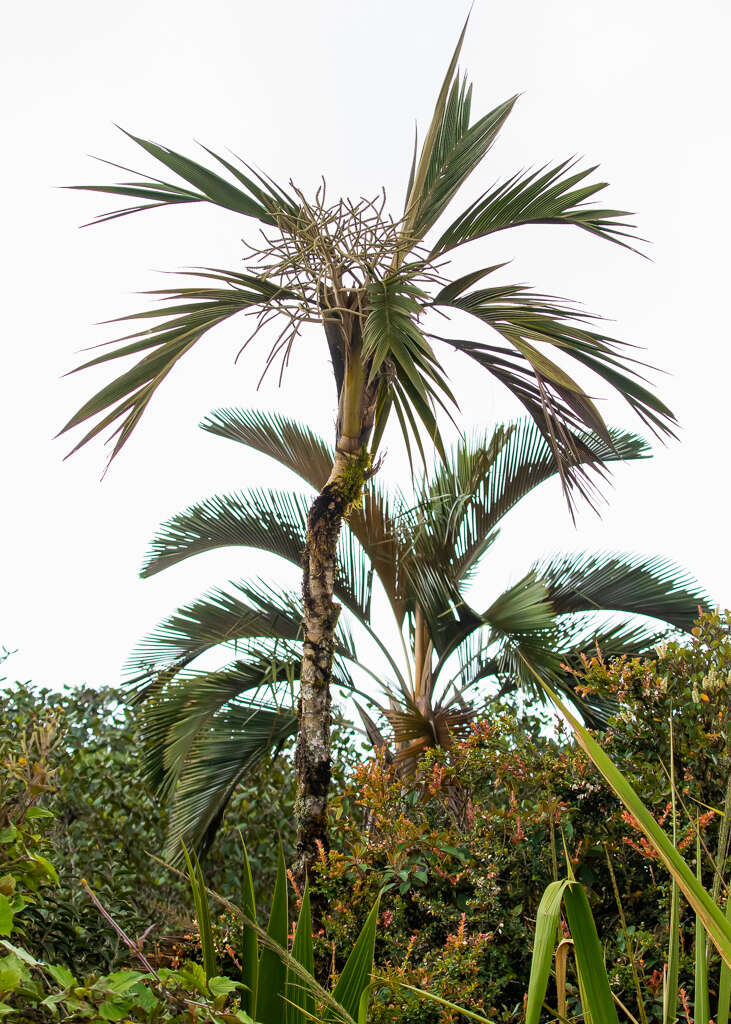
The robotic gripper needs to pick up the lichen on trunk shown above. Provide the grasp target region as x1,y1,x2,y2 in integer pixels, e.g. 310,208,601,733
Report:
294,445,371,888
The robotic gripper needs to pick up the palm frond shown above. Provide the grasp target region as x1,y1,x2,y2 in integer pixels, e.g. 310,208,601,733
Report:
135,652,298,793
432,159,638,256
141,487,373,621
134,639,357,855
364,275,456,462
126,579,356,677
348,482,405,624
483,573,557,636
408,423,513,579
162,697,297,858
419,420,649,583
535,552,711,632
71,130,297,226
448,630,501,694
200,407,333,491
401,17,516,246
432,275,675,503
404,558,482,658
59,272,289,463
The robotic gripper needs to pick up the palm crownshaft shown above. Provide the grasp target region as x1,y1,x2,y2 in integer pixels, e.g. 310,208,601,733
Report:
63,20,676,878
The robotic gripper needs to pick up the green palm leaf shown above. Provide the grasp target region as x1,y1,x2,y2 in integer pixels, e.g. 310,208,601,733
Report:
432,158,637,255
133,644,310,784
200,408,404,624
414,421,648,583
126,579,356,676
163,697,297,858
59,272,290,464
401,16,516,246
200,407,333,491
432,274,675,500
141,487,373,620
535,552,711,632
71,130,297,225
363,275,456,462
403,558,482,658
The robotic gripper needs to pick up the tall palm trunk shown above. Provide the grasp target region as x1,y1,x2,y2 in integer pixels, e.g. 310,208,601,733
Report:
294,310,377,885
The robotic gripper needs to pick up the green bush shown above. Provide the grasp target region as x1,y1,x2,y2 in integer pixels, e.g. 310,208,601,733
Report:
0,667,362,974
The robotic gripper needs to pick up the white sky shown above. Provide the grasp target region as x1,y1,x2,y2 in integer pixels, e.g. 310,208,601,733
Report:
1,0,729,690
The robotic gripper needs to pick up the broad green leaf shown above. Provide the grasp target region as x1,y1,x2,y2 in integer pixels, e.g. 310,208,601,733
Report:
208,976,243,997
329,895,380,1022
524,880,569,1024
240,838,258,1017
0,899,13,939
30,854,59,885
0,941,39,966
47,963,76,989
0,963,22,995
539,681,731,967
256,841,288,1024
563,882,620,1024
288,883,314,1024
24,807,54,820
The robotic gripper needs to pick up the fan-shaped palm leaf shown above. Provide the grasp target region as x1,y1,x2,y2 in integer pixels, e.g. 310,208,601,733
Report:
201,407,406,625
126,579,356,677
534,552,710,633
163,697,298,858
141,487,373,620
200,407,334,492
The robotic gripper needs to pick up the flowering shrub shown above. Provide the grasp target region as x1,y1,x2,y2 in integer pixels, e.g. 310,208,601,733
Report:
316,612,731,1023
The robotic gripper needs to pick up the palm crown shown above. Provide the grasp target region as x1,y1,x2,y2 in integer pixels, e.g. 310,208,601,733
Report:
131,409,708,856
62,20,672,495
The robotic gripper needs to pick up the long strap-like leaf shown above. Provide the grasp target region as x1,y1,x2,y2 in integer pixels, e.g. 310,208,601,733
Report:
536,676,731,968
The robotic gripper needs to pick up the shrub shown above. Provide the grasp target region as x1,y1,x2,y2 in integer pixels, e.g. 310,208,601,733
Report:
316,612,731,1022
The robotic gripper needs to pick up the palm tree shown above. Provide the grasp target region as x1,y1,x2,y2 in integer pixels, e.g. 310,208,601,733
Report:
61,20,676,875
128,408,707,858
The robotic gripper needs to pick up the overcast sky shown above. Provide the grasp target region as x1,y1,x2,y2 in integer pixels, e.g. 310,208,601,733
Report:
2,0,729,691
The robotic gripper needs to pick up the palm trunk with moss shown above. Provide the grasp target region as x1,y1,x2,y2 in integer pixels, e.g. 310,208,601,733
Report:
294,311,378,884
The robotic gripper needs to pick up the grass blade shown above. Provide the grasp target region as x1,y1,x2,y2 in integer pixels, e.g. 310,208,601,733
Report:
563,881,620,1024
695,831,711,1024
718,889,731,1024
182,843,217,981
